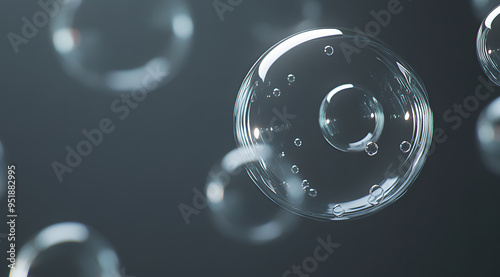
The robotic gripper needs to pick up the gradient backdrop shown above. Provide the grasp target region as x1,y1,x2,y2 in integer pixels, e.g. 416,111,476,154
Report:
0,0,499,276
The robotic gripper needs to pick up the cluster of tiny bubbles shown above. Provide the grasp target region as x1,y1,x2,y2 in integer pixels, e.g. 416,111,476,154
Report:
10,222,121,277
205,146,301,244
247,0,323,45
477,97,500,175
234,28,433,221
50,0,193,92
477,4,500,85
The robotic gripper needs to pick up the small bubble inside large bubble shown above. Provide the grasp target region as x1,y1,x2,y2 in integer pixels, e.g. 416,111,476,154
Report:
368,185,384,205
324,45,334,56
294,138,303,147
308,188,318,197
302,179,310,190
365,142,379,156
332,204,345,217
400,141,412,153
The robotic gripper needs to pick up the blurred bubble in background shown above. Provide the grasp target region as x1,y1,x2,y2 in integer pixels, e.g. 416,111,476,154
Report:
51,0,193,92
10,222,121,277
205,146,301,244
477,97,500,175
234,28,433,221
472,0,500,21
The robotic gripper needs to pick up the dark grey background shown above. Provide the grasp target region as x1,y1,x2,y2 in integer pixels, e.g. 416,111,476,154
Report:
1,0,499,276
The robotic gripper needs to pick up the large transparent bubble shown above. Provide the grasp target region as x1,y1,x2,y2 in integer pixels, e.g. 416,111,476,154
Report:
206,146,300,244
10,222,121,277
477,97,500,174
51,0,193,92
234,28,433,221
477,4,500,85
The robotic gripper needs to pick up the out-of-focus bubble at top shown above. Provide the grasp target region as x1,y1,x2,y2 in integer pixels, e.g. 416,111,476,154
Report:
51,0,193,93
477,97,500,175
206,146,301,245
477,4,500,85
472,0,500,21
247,0,322,45
10,222,121,277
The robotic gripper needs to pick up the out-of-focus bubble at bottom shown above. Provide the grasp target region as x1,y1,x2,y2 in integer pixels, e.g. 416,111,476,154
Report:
10,222,121,277
477,97,500,175
206,146,301,245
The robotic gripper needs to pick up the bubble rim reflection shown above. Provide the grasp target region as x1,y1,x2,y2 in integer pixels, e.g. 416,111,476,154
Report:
477,4,500,86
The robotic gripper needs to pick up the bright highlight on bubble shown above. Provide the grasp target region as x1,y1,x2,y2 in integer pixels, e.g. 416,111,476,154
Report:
234,28,433,221
324,45,334,56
